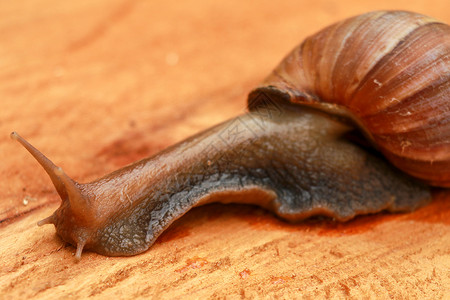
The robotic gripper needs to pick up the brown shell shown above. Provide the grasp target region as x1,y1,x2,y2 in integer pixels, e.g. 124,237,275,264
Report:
248,10,450,187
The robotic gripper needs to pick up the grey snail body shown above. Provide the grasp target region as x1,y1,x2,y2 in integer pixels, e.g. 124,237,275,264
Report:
12,10,449,260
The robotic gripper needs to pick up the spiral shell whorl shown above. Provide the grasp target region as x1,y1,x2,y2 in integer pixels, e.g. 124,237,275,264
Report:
249,11,450,187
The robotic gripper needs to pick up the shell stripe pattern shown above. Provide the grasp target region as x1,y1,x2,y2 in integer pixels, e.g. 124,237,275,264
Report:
256,11,450,186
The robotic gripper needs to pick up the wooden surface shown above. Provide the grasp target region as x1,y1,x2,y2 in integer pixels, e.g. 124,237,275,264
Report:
1,1,449,299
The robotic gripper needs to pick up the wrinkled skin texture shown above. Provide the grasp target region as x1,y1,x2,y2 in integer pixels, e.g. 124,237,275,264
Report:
59,105,428,256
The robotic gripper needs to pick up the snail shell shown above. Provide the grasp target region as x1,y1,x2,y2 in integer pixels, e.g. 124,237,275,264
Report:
249,10,450,187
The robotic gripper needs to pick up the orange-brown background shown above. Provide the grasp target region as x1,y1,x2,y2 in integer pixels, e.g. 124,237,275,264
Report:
1,0,449,298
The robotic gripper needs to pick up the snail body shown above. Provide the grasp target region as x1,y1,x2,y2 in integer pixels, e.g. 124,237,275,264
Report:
12,10,449,259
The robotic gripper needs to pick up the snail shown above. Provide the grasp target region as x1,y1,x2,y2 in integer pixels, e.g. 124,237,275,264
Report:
12,10,449,260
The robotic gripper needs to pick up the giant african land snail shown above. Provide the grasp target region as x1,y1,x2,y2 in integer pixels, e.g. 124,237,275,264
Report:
12,10,449,259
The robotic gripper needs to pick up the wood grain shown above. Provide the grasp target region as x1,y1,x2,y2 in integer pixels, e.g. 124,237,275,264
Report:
1,0,449,299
